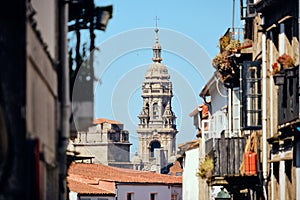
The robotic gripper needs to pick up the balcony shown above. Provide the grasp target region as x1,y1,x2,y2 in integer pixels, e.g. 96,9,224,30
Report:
206,133,246,178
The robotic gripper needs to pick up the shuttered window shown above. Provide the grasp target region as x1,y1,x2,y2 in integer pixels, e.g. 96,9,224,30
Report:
241,61,262,130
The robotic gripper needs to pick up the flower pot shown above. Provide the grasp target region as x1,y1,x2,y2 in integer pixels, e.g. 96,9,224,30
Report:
284,67,296,78
273,73,285,85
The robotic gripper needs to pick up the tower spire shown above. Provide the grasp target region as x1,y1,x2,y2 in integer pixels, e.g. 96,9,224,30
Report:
136,24,178,169
155,16,159,29
152,16,162,63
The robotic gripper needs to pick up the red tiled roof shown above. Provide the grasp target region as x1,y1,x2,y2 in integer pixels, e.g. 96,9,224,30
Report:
67,178,114,195
169,161,183,176
178,139,199,150
68,163,182,185
188,140,200,150
93,118,122,125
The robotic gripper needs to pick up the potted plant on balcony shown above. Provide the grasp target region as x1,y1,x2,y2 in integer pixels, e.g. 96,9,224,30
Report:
272,61,285,85
219,35,230,52
212,50,238,84
197,155,214,179
277,53,296,78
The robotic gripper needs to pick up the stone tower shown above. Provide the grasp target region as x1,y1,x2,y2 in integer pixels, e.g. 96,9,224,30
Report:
137,27,178,167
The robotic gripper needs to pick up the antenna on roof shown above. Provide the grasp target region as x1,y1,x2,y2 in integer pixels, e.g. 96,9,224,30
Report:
232,0,235,37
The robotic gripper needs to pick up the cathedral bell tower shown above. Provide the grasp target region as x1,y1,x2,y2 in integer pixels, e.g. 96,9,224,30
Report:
137,27,178,165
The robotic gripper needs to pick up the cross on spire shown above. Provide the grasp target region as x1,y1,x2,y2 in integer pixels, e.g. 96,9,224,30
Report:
152,16,162,63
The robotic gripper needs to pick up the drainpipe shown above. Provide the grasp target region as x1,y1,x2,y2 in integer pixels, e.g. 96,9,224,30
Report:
279,22,286,200
58,1,70,199
261,16,268,199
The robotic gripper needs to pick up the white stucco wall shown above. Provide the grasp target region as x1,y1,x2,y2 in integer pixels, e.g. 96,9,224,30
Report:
69,191,78,200
183,147,199,200
80,196,115,200
69,191,115,200
209,81,227,115
117,184,182,200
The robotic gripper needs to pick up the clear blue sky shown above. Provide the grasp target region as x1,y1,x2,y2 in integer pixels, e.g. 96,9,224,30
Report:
94,0,242,58
71,0,243,156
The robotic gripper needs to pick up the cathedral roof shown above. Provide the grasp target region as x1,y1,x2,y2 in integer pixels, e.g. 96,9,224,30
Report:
145,62,170,79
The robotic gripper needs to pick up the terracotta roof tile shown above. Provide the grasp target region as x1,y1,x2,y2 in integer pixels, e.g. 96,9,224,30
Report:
178,139,199,149
169,161,183,176
93,118,122,125
67,178,114,195
188,140,200,150
68,163,182,185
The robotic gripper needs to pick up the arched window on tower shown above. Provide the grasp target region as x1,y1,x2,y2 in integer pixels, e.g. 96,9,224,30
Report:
153,103,159,119
145,103,149,114
153,49,160,59
150,140,161,158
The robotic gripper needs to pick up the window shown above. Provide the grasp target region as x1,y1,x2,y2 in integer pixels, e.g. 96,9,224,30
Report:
241,61,262,130
202,119,209,140
153,103,159,119
150,193,157,200
127,192,133,200
121,130,129,142
150,141,161,158
109,132,116,142
175,172,182,176
153,48,161,59
171,194,177,200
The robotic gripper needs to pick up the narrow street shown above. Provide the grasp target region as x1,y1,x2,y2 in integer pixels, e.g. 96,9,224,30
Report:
0,0,299,200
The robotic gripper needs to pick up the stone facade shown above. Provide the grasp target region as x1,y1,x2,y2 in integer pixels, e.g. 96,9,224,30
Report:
0,1,69,199
69,118,132,169
136,28,178,170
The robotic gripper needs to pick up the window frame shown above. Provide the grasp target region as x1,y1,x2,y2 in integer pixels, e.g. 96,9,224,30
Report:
150,193,157,200
126,192,134,200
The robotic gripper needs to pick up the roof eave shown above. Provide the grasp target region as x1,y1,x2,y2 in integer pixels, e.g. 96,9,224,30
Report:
199,72,217,98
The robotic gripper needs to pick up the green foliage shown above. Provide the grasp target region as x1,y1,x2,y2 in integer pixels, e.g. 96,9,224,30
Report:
196,155,214,179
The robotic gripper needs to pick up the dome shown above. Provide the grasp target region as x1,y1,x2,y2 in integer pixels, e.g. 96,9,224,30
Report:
145,62,170,79
144,27,170,79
